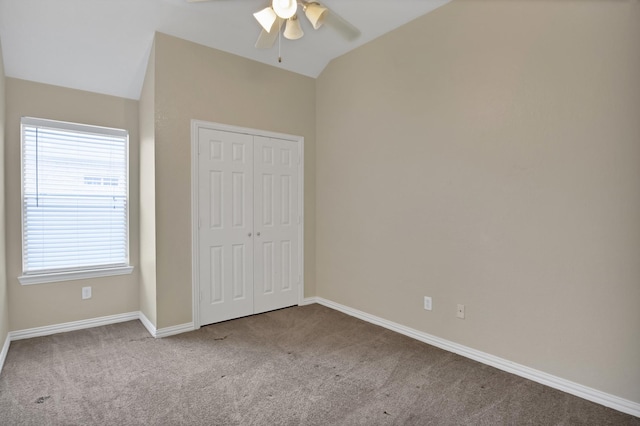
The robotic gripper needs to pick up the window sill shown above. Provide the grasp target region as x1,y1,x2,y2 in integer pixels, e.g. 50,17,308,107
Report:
18,266,134,285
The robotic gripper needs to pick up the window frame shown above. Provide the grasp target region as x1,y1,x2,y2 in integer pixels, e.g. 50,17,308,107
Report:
18,117,134,285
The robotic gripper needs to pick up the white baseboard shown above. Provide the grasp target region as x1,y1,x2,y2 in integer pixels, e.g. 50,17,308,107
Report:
0,311,194,377
9,311,140,341
138,311,157,337
2,300,637,417
138,311,194,338
314,297,640,418
156,322,195,338
7,311,193,343
0,333,10,374
299,297,318,306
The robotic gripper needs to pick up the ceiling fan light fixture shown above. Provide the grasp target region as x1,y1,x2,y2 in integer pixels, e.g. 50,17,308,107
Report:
272,0,297,20
304,2,328,30
254,7,278,32
283,15,304,40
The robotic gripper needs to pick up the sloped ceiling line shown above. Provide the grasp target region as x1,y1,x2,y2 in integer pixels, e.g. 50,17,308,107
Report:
0,0,449,99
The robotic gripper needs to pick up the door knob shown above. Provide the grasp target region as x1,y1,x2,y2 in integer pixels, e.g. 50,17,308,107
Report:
248,232,252,237
257,232,261,237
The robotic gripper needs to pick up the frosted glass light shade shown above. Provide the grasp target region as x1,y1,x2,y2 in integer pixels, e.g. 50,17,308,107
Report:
283,15,304,40
272,0,297,20
254,7,278,32
304,3,327,30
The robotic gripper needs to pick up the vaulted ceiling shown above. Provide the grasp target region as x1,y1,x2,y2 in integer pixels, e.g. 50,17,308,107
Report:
0,0,449,100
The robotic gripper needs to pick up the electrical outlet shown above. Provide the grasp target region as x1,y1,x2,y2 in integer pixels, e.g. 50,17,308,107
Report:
82,286,92,300
456,304,465,319
424,296,432,311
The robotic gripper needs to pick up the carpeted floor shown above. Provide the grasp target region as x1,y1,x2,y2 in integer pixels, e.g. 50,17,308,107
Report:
0,304,637,425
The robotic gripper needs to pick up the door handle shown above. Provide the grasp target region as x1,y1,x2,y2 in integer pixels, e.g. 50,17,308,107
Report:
257,232,261,237
248,232,252,237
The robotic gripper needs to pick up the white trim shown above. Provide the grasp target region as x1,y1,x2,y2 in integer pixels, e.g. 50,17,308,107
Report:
0,333,10,374
132,312,194,339
1,301,637,417
20,117,132,278
297,138,305,306
314,297,640,418
190,120,305,328
0,312,197,376
191,119,200,329
156,322,195,338
138,311,157,337
18,265,134,285
9,311,140,341
191,120,303,142
6,311,193,344
21,116,128,138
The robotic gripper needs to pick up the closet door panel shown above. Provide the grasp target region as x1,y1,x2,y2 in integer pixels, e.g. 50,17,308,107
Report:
198,128,254,326
253,136,300,314
196,124,301,326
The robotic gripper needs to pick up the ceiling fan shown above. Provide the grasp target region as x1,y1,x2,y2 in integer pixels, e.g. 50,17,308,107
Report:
188,0,360,50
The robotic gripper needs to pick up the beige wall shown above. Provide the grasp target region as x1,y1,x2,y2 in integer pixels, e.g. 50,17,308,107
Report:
151,33,316,328
316,0,640,403
139,42,157,327
2,0,636,405
0,39,8,344
5,78,140,330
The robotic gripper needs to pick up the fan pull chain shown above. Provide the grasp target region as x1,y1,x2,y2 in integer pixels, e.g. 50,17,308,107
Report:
278,25,282,63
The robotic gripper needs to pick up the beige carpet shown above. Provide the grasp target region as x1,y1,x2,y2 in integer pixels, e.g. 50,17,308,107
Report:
0,304,637,425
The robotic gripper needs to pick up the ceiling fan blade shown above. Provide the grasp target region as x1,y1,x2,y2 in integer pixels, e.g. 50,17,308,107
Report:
255,29,278,49
255,18,283,49
323,8,360,41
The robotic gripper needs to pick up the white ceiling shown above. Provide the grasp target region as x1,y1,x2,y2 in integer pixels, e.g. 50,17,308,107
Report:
0,0,449,100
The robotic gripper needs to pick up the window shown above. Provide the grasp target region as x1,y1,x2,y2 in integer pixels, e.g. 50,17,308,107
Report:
19,117,133,285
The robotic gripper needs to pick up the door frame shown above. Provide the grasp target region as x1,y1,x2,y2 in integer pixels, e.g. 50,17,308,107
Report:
190,120,305,329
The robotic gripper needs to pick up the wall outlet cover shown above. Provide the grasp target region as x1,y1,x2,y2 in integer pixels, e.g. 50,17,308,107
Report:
424,296,432,311
82,286,92,300
457,304,465,319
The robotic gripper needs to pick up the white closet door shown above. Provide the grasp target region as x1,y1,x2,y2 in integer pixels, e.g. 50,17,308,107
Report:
253,136,300,314
198,128,254,325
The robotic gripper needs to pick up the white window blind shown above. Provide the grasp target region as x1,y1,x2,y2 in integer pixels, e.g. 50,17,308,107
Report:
21,117,129,275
